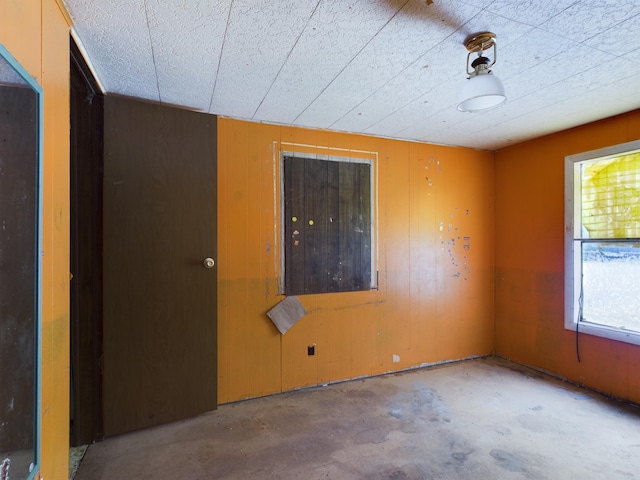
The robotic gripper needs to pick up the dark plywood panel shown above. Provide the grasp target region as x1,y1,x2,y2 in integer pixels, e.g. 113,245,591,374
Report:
338,162,357,291
0,85,37,459
327,161,340,292
354,162,371,291
284,157,306,294
103,96,217,436
304,158,329,294
284,156,371,295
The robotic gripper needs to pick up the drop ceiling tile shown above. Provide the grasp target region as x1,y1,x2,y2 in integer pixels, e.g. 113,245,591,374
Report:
418,128,471,148
454,105,514,132
487,112,561,145
623,50,640,67
396,122,448,143
294,0,482,127
536,93,639,133
66,0,158,100
63,0,640,150
541,0,640,43
586,56,637,89
609,77,640,100
254,0,407,122
584,13,640,57
145,0,231,110
330,45,464,132
209,0,321,117
497,28,577,81
455,8,532,47
398,110,471,145
486,0,580,26
310,58,456,131
364,83,460,138
507,45,615,102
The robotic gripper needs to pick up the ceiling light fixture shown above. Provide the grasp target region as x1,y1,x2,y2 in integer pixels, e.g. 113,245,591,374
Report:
457,32,506,113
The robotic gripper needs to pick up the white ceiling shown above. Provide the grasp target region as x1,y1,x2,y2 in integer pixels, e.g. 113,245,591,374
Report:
62,0,640,151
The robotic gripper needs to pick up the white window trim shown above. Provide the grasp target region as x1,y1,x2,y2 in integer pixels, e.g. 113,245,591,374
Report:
564,139,640,346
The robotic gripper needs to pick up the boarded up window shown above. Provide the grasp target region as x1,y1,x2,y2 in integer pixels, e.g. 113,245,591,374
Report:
284,156,372,295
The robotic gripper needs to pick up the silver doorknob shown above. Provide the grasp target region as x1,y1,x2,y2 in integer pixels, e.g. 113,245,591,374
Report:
203,258,215,269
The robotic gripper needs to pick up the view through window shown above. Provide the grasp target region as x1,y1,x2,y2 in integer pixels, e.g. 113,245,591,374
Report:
565,141,640,344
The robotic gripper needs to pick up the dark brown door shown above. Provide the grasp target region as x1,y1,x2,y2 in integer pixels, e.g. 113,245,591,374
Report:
102,96,217,436
70,39,105,446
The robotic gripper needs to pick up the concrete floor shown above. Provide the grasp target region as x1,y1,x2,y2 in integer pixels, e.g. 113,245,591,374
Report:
74,357,640,479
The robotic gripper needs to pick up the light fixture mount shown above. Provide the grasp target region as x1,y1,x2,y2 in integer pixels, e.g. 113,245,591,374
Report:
463,31,497,75
463,32,496,54
457,31,506,113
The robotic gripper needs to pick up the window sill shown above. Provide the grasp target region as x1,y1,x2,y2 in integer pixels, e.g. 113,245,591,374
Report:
565,320,640,347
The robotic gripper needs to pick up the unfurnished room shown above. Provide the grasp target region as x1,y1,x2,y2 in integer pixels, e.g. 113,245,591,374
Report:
1,1,640,479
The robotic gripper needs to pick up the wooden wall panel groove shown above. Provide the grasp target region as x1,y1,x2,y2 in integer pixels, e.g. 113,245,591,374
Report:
218,119,495,402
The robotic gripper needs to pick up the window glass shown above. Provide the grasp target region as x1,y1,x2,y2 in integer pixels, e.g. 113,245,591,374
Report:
566,142,640,345
581,241,640,330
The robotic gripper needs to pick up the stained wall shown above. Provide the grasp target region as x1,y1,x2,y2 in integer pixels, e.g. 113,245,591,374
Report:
0,0,71,478
11,3,640,475
217,118,495,403
495,109,640,404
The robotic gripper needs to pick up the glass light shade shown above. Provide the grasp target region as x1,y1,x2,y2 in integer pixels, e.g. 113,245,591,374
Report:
457,71,506,112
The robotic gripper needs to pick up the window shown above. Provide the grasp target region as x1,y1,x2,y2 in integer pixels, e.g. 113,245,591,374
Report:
565,140,640,345
282,154,374,295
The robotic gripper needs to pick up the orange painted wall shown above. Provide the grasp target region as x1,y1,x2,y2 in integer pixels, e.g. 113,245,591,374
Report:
1,0,71,478
217,118,495,403
495,109,640,404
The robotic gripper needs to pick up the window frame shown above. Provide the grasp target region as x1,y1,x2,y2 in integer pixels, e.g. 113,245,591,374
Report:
564,139,640,346
279,150,377,296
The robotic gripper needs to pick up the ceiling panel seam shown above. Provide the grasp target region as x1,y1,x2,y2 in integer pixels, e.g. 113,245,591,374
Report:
292,0,411,125
208,0,236,113
251,0,324,119
143,0,161,103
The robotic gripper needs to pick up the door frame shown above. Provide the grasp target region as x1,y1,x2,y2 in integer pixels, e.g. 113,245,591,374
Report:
69,37,105,446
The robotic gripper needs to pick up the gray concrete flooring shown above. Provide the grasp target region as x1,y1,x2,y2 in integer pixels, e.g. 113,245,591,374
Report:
74,356,640,479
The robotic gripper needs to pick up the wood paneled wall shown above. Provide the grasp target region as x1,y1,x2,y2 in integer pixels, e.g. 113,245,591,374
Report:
1,1,71,478
495,109,640,404
217,118,495,403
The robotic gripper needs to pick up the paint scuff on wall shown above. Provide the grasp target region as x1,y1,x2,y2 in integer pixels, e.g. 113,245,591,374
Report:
440,209,472,280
